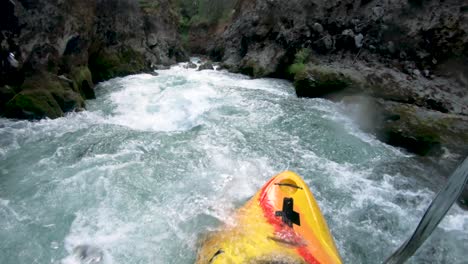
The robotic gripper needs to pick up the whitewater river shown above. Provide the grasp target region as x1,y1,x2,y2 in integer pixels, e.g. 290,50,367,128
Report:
1,62,467,263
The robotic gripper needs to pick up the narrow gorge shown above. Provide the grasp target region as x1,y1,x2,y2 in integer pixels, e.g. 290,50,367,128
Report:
0,0,467,263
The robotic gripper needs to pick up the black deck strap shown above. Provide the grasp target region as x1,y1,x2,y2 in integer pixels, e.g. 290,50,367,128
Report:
275,197,300,227
274,183,303,189
208,249,224,263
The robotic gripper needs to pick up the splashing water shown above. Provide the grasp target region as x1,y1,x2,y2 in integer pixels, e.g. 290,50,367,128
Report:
0,62,467,264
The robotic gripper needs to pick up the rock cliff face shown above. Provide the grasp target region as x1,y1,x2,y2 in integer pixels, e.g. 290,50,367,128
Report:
0,0,186,119
209,0,468,157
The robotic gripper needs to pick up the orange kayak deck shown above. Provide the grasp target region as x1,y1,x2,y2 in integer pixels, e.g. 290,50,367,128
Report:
196,171,342,264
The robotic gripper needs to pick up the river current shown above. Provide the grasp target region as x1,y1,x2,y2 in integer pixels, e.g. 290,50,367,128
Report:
0,62,467,263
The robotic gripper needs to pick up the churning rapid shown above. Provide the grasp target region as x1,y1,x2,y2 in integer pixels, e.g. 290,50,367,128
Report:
0,61,467,264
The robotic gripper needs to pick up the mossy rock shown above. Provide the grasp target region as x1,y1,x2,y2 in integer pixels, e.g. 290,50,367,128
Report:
382,106,442,155
71,66,95,99
294,65,358,98
382,129,441,155
5,90,63,119
88,48,148,83
239,59,265,78
4,73,86,119
377,102,468,155
198,61,214,71
0,85,17,113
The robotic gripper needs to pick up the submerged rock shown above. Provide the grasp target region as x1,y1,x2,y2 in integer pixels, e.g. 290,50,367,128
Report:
154,64,171,70
185,61,197,69
198,61,214,71
73,245,104,264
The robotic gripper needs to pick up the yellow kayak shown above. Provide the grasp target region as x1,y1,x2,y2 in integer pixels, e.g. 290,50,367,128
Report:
196,171,342,264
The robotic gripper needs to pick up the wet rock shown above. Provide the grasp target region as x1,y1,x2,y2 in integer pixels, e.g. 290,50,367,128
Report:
5,90,63,119
198,61,214,71
343,96,468,156
459,187,468,210
154,64,170,70
423,69,430,78
378,103,468,155
0,85,16,112
3,72,89,119
294,65,359,98
71,66,95,100
88,48,147,83
57,75,73,84
315,35,334,53
145,70,159,76
412,69,421,77
335,29,356,50
387,41,396,54
7,53,19,68
342,29,355,37
73,245,104,264
0,0,185,119
354,33,364,48
312,22,324,33
185,61,197,69
242,47,286,77
372,6,384,20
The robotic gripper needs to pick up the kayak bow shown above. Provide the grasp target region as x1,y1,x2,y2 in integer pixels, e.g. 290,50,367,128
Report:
196,171,342,264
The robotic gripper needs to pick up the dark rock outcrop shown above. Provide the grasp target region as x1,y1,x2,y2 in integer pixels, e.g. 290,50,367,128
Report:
198,61,214,71
206,0,468,158
177,0,237,54
0,0,186,119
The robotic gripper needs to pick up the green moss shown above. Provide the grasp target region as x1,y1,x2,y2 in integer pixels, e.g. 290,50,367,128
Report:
71,66,95,99
294,65,356,98
239,59,265,78
88,52,119,83
287,63,306,75
88,48,147,83
294,48,311,64
5,90,63,119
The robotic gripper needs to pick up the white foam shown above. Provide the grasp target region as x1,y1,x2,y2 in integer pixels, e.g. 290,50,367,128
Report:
99,73,220,131
439,206,468,232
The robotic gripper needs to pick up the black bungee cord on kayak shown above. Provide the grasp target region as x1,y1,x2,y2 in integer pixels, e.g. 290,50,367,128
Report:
384,156,468,264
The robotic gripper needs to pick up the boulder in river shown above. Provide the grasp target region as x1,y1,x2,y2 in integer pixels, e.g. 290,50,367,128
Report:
198,61,214,71
185,61,197,69
293,64,360,98
342,96,468,156
73,245,104,264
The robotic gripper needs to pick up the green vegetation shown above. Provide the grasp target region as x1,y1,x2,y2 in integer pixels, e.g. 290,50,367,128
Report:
294,48,311,64
5,90,63,119
287,48,311,76
288,63,306,76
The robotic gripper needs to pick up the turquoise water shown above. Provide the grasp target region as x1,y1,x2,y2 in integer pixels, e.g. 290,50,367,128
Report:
0,63,467,263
